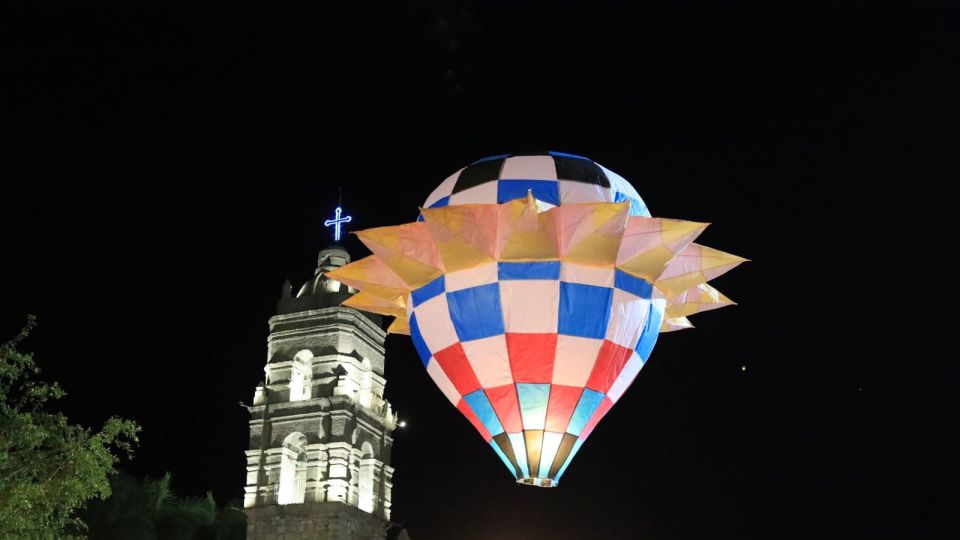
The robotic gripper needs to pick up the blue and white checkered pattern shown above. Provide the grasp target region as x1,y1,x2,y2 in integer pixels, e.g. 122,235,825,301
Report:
401,256,670,485
406,259,667,483
408,261,665,400
423,152,651,217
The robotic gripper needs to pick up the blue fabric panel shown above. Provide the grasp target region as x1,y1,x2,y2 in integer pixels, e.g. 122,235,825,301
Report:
473,154,510,164
497,261,561,281
497,179,561,206
428,196,450,208
409,314,432,367
411,275,445,307
613,192,651,217
558,282,613,339
446,283,505,341
416,214,424,222
490,440,517,478
566,389,605,436
548,150,589,160
464,390,505,436
627,196,650,217
636,304,663,361
516,383,551,429
614,269,653,299
517,383,550,429
555,439,584,482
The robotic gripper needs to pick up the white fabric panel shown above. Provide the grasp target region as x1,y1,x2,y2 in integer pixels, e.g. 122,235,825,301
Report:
499,280,560,333
500,156,558,179
423,168,462,207
448,180,499,205
426,358,462,405
508,433,530,476
460,335,513,389
558,180,612,204
560,263,614,287
535,200,557,212
538,432,565,478
606,351,644,403
521,393,548,430
413,294,459,353
599,165,643,200
552,335,603,387
605,289,651,348
444,262,498,292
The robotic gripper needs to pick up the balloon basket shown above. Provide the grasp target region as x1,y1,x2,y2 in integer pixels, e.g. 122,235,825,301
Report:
518,477,556,488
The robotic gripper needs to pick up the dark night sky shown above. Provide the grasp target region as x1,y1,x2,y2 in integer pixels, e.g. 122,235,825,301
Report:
1,1,956,538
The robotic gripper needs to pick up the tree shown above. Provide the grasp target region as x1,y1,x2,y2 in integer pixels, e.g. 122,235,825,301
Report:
0,316,140,538
81,472,247,540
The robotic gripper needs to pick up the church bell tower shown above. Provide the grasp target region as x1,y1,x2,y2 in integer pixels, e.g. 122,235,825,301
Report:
243,243,398,540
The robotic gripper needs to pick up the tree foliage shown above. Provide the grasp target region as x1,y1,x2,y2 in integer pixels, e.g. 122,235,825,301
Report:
0,316,140,538
81,472,247,540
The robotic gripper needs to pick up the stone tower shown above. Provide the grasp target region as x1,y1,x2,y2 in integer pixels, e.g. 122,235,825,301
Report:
244,246,398,540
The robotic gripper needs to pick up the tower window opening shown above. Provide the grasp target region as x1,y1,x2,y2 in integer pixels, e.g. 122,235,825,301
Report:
358,441,376,513
289,351,313,402
278,433,308,505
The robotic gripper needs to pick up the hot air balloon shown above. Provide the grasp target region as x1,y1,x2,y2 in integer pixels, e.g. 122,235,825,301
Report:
328,152,744,487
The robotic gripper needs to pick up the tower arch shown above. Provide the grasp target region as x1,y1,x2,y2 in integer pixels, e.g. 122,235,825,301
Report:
277,432,308,505
289,350,313,402
357,440,377,514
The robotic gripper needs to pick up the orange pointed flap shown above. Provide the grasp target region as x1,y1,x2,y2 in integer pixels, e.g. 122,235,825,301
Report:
617,218,708,282
421,204,499,272
387,317,411,335
326,255,410,301
660,316,695,332
497,193,557,261
355,222,445,289
654,244,746,297
540,201,629,266
665,283,736,319
342,291,408,319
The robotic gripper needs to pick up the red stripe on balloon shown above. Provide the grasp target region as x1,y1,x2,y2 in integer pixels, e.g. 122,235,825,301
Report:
434,342,482,395
544,384,583,433
485,384,523,433
586,340,634,393
457,398,493,442
506,333,557,383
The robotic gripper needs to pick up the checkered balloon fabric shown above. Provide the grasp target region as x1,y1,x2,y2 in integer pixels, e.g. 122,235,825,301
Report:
408,262,664,486
328,153,745,487
423,151,651,218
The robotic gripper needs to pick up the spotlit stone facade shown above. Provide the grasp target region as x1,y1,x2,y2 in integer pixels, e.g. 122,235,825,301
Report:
244,246,397,540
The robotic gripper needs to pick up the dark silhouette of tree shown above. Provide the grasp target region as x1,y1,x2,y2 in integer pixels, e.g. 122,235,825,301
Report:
81,472,246,540
0,315,140,537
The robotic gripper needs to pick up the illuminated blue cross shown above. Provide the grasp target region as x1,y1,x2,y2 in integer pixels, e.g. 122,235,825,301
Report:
324,207,352,242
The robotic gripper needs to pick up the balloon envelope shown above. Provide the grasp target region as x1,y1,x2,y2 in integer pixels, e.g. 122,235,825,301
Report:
328,152,744,486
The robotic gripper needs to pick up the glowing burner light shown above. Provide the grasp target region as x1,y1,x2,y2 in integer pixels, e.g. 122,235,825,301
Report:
324,206,352,242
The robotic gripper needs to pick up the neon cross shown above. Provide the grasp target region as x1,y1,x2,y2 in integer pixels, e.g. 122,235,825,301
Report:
324,207,352,242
